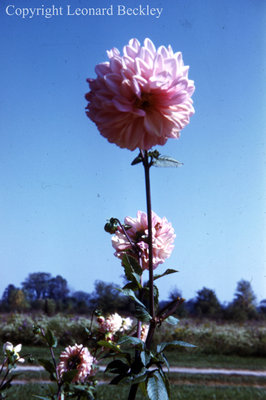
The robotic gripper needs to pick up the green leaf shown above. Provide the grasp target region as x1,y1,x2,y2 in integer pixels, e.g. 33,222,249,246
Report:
105,360,129,374
109,374,127,385
97,340,122,353
33,396,52,400
131,153,143,166
62,369,78,384
139,381,148,397
135,306,152,322
153,269,178,281
122,282,140,291
147,370,169,400
121,254,143,289
158,353,170,371
122,254,143,276
122,261,140,287
142,285,159,307
157,340,196,353
44,329,57,348
131,368,148,384
120,288,146,308
165,316,179,325
153,285,159,307
152,155,183,168
140,350,151,367
117,336,144,349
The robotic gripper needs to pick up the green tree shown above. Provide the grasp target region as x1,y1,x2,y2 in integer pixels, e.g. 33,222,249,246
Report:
47,275,69,300
89,280,128,314
22,272,52,300
1,285,29,312
194,287,222,318
226,279,258,321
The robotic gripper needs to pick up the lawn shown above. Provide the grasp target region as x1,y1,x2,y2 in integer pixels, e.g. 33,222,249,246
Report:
4,347,265,400
1,316,266,399
6,382,266,400
21,345,266,370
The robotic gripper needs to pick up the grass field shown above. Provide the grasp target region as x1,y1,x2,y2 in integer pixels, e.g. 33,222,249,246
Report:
21,345,266,370
6,382,266,400
4,347,265,400
1,316,265,399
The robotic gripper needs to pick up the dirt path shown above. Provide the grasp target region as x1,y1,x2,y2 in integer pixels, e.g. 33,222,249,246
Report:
15,365,266,377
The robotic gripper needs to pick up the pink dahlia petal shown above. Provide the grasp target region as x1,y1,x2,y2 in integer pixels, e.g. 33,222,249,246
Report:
57,344,94,383
85,38,195,151
112,211,175,270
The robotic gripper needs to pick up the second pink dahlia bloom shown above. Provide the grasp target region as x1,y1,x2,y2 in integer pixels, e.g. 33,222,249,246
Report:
57,344,94,383
85,38,195,151
112,210,175,270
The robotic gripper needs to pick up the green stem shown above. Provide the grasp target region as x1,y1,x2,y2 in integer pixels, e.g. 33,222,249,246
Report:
143,150,155,322
127,151,156,400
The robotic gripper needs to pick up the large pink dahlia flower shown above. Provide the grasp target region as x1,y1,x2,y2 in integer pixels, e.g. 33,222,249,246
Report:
112,210,175,270
85,38,195,151
57,344,94,383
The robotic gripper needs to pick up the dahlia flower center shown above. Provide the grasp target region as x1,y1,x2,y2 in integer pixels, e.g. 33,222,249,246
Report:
155,222,162,231
135,92,155,112
67,354,81,370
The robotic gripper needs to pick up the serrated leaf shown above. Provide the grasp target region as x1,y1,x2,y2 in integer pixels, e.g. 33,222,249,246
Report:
157,340,196,353
135,306,152,322
152,155,183,168
153,269,178,281
165,316,179,325
147,370,169,400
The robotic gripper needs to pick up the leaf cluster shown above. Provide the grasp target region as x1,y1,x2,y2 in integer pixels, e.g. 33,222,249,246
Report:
101,336,195,400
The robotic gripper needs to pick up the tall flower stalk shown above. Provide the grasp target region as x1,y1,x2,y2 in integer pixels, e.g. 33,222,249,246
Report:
84,37,196,400
142,150,155,345
27,37,196,400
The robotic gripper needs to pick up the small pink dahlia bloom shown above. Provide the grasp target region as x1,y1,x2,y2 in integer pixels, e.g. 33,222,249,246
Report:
85,38,195,151
57,344,94,383
97,312,123,335
98,313,133,336
112,210,175,270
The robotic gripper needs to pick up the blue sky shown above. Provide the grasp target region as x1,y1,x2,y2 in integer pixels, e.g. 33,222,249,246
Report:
0,0,265,305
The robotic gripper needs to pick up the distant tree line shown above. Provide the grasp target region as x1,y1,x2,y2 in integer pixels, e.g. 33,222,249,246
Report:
0,272,265,321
